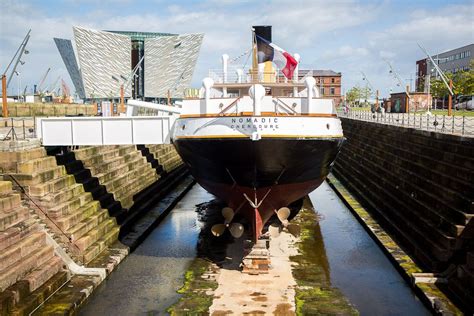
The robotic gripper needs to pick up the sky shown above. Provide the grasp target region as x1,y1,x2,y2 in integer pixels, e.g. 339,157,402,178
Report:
0,0,473,98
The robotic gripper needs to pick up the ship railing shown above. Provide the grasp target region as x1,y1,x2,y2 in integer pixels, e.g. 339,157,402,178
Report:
208,68,310,84
339,109,474,137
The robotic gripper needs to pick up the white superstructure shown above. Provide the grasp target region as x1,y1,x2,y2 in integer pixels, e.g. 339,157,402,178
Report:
172,77,343,141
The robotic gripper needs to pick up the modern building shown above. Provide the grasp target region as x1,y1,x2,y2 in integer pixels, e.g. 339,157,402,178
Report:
54,26,203,101
415,43,473,92
298,70,342,105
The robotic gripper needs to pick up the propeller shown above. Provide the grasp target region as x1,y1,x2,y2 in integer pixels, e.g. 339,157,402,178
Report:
211,207,245,238
271,207,301,238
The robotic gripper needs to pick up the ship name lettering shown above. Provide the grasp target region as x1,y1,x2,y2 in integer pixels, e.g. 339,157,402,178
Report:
229,119,279,130
231,117,277,124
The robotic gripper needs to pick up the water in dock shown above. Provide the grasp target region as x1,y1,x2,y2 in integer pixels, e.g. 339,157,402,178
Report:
79,183,429,315
309,182,429,315
78,186,213,315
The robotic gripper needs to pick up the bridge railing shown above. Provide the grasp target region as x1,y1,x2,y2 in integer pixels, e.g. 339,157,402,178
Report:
36,116,174,146
339,110,474,137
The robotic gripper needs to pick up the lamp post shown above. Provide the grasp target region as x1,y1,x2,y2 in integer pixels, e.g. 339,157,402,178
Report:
16,71,21,102
2,30,30,117
361,71,376,111
426,73,432,115
1,75,6,117
417,43,454,116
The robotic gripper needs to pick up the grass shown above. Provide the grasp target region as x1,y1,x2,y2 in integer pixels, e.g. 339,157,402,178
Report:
166,258,218,315
345,106,371,111
290,198,359,315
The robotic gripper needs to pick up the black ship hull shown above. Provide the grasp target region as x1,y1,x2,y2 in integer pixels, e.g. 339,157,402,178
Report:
173,137,344,240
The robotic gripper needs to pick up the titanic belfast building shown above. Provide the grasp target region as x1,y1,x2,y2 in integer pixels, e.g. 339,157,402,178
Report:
54,26,203,101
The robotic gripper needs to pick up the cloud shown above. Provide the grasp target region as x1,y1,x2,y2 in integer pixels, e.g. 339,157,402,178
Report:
321,45,369,61
0,0,472,98
358,3,474,95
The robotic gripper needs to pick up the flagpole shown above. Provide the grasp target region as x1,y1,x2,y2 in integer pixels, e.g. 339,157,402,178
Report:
251,27,258,82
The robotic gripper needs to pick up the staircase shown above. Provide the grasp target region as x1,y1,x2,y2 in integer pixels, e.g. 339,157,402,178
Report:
71,146,159,211
0,180,67,316
145,144,184,174
0,147,120,266
49,148,128,225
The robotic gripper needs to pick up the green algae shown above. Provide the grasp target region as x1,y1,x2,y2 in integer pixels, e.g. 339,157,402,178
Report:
167,258,218,316
290,199,359,316
416,283,463,316
326,175,464,315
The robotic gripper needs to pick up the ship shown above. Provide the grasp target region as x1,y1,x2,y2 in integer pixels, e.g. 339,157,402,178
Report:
171,26,344,241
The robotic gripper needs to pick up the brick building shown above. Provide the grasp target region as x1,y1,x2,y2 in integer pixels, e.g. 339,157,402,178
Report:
389,92,431,113
299,70,342,105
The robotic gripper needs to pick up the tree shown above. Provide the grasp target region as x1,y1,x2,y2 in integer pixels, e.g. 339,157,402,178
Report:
345,86,361,105
345,85,372,106
453,59,474,96
430,76,449,98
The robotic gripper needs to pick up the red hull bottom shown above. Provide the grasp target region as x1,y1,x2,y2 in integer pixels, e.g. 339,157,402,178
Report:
198,178,323,241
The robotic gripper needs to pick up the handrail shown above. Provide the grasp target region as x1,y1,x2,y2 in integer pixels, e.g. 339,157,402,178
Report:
275,98,297,115
218,96,242,116
5,174,85,262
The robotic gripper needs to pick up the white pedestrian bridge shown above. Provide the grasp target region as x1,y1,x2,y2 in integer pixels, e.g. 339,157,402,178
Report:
36,100,179,146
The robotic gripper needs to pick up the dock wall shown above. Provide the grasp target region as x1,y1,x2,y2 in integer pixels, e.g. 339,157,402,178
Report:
5,103,98,117
332,118,474,310
0,142,188,314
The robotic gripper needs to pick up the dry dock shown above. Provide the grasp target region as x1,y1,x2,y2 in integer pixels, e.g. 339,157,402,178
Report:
77,184,430,315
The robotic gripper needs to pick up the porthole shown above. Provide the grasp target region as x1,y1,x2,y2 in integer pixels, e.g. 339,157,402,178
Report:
326,123,330,130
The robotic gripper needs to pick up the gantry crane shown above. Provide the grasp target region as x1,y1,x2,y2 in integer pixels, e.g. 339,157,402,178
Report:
37,67,51,94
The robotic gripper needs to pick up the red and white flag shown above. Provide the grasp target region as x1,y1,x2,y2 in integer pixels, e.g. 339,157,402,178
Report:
256,35,298,79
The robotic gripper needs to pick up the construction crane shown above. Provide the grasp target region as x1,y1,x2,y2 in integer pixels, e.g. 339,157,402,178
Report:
37,67,51,94
61,79,70,101
48,76,61,94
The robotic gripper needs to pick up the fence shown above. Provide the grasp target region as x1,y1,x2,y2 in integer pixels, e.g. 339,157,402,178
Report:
1,117,36,140
340,110,474,137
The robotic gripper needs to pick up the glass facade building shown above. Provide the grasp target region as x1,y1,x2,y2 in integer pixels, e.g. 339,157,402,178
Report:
55,27,203,100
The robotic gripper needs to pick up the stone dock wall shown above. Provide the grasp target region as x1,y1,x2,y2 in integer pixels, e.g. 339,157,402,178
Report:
5,103,98,117
0,142,186,315
333,118,474,311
